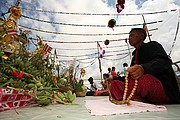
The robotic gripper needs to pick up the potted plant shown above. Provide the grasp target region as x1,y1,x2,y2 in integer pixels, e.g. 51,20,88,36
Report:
74,80,87,97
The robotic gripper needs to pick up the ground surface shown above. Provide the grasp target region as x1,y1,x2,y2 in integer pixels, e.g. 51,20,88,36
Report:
0,96,180,120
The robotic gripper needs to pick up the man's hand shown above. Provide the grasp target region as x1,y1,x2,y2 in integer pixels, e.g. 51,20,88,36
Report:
126,64,144,80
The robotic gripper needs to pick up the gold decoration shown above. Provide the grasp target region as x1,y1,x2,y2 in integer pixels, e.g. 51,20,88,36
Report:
6,7,22,29
0,6,23,54
2,55,8,59
80,68,86,77
108,72,138,105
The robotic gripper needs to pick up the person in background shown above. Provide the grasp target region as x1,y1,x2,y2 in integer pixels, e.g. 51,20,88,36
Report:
107,67,113,79
111,66,118,79
108,67,111,74
117,63,128,82
120,63,128,77
117,71,120,76
101,73,110,90
109,28,180,104
86,77,98,96
94,73,111,96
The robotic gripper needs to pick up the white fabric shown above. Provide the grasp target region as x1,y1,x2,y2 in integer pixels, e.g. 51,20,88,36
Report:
85,98,167,116
90,82,98,92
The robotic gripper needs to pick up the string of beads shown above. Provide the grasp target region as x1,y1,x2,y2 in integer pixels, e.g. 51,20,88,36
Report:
108,72,138,105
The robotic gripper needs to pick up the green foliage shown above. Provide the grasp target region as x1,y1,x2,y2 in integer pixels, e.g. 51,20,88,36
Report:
74,82,87,92
0,48,54,89
0,44,77,106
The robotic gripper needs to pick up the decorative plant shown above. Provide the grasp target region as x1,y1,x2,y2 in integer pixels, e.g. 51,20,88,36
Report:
74,81,87,93
0,6,78,106
0,34,77,106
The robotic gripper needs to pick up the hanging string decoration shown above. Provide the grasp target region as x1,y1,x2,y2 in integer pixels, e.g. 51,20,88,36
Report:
0,1,177,16
19,24,130,36
17,3,177,16
108,19,116,30
116,0,125,13
22,15,163,27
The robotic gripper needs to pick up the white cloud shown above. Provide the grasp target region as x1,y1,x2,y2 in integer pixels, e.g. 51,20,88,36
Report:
2,0,179,81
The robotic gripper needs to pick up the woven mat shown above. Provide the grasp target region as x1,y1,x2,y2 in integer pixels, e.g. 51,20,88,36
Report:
85,98,167,116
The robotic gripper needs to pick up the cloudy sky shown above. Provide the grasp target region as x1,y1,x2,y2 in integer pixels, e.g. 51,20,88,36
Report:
0,0,180,81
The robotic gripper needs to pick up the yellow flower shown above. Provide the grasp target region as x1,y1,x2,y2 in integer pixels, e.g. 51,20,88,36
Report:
2,55,8,59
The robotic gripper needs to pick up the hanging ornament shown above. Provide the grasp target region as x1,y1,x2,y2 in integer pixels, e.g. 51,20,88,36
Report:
117,0,125,5
108,19,116,29
102,49,106,55
143,23,147,31
116,0,125,13
116,4,124,13
99,50,105,58
104,39,110,45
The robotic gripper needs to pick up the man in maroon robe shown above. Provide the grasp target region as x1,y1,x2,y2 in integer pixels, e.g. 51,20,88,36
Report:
110,28,180,104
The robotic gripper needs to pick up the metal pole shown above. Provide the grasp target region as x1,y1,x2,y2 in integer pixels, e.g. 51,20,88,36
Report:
97,42,103,82
142,14,151,42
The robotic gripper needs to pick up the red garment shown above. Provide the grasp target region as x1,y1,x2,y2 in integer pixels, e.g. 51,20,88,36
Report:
93,90,108,96
111,71,117,78
110,74,172,104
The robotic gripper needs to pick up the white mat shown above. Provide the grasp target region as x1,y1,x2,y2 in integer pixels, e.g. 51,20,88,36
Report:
85,98,167,116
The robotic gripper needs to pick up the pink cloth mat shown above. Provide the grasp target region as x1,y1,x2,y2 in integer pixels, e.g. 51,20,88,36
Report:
85,98,167,116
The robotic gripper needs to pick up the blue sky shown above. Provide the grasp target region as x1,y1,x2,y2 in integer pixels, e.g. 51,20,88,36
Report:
0,0,180,80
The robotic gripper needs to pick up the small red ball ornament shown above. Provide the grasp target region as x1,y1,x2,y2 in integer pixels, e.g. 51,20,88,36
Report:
116,0,125,13
102,50,105,54
104,39,110,45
